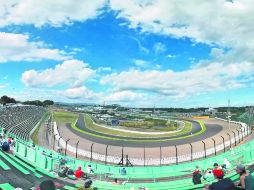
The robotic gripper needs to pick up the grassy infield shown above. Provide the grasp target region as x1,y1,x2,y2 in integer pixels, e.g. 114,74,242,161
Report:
52,111,207,142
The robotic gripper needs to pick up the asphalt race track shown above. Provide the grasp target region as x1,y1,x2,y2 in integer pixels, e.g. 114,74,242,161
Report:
66,114,223,147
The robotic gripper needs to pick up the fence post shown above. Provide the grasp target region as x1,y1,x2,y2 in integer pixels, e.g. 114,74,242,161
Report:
53,134,57,150
190,143,193,161
144,147,146,167
175,145,178,165
64,139,70,156
221,136,225,152
160,146,162,166
90,143,94,161
232,131,237,146
236,129,240,143
75,140,79,159
227,133,231,149
212,138,216,155
105,145,109,165
202,141,206,158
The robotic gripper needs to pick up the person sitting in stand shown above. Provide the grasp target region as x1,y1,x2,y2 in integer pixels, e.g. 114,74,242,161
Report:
119,167,127,175
112,178,121,185
235,164,254,190
86,165,94,174
192,166,202,185
77,179,97,190
74,166,85,178
58,165,76,179
204,169,236,190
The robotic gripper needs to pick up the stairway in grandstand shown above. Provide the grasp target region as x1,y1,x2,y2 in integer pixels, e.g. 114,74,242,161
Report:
0,105,47,140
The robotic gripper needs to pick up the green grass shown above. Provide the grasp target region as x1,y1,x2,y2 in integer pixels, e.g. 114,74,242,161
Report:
84,114,192,138
71,119,206,142
31,112,49,144
69,114,207,142
53,111,78,124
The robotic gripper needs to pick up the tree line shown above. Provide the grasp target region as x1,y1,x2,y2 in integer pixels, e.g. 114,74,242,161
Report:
0,95,54,107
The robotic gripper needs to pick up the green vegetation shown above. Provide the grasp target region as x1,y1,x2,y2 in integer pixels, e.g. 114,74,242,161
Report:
120,118,178,131
83,114,193,138
71,118,205,142
53,111,78,124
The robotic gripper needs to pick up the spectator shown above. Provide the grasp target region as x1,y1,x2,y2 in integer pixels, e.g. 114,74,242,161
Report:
120,167,127,175
86,165,94,174
223,158,231,169
2,140,10,152
112,178,120,185
74,166,85,178
39,180,56,190
192,166,202,185
235,164,254,190
203,169,214,182
78,179,96,190
204,169,236,190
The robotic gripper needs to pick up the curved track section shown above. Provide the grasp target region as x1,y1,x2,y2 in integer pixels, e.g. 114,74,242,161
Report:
67,114,222,147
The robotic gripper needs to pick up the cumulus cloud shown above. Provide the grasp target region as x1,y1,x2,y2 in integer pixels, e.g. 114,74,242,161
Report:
105,90,144,102
21,60,95,87
133,59,150,68
0,0,106,27
101,62,254,99
0,32,69,62
60,86,98,99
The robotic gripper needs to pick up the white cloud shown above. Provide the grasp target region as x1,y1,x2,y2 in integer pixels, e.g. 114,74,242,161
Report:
167,54,176,58
0,0,106,27
60,86,97,100
101,61,254,99
154,42,166,54
110,0,254,49
105,90,144,102
0,32,69,62
21,59,95,87
133,59,150,68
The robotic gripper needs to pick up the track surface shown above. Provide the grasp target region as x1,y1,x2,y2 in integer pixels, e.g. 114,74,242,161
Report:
66,114,223,147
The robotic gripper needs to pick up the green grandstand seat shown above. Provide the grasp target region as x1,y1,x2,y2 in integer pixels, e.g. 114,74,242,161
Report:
0,183,15,190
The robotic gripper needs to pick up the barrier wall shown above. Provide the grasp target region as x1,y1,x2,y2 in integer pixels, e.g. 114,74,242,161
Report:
53,119,251,165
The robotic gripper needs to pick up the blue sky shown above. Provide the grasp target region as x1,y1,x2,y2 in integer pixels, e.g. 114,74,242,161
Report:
0,0,254,107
